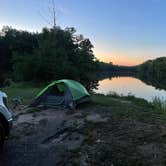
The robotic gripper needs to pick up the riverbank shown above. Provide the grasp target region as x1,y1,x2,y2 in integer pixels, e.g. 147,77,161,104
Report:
1,83,166,165
1,82,166,119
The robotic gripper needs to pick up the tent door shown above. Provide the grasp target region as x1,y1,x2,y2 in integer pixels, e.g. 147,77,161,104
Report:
44,95,65,108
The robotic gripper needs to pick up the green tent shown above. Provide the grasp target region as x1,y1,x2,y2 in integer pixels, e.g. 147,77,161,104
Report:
30,79,90,109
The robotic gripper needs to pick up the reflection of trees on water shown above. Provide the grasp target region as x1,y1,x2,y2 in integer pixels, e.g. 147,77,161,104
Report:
93,71,166,92
88,71,138,91
137,75,166,91
97,71,137,81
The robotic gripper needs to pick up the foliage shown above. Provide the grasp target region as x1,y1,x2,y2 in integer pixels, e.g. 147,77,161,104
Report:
152,97,166,113
0,26,38,84
0,26,98,87
138,57,166,90
1,82,43,105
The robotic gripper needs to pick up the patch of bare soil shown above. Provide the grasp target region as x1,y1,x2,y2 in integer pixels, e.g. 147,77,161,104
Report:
74,108,166,166
1,106,166,166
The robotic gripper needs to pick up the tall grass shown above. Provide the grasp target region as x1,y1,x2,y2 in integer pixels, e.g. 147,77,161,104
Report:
1,82,43,105
152,97,166,113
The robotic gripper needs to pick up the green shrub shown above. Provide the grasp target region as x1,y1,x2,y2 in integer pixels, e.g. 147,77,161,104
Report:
152,97,166,113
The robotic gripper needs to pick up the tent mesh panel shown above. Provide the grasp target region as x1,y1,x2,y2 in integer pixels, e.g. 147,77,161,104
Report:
43,95,65,108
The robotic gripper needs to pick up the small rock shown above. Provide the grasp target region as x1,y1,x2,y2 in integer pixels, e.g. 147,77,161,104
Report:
96,139,101,143
86,114,108,123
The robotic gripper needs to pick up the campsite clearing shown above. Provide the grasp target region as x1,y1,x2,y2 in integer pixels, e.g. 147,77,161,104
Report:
1,83,166,165
1,93,166,165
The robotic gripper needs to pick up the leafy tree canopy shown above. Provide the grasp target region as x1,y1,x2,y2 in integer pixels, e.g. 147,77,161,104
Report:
0,26,98,87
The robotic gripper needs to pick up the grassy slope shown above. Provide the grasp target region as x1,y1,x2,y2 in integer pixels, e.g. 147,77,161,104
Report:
1,82,43,105
1,82,165,120
91,94,157,121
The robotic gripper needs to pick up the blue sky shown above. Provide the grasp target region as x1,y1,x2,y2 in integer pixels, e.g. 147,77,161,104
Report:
0,0,166,65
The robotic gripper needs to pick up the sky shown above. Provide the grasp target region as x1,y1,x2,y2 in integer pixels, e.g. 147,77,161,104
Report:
0,0,166,66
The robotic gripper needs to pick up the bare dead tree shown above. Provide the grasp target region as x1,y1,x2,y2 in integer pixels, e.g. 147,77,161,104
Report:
39,0,59,29
52,0,56,28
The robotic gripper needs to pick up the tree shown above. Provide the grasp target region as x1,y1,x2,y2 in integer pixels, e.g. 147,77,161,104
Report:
138,57,166,89
12,26,98,86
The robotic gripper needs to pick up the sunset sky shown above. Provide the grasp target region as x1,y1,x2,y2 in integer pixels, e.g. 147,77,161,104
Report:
0,0,166,66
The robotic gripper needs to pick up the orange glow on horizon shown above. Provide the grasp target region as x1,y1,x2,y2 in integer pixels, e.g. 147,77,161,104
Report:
111,57,143,66
94,51,144,66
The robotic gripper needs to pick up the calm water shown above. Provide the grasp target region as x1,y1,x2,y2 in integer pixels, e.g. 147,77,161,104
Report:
94,76,166,101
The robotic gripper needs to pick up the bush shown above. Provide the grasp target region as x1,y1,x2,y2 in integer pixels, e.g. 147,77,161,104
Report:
152,97,166,113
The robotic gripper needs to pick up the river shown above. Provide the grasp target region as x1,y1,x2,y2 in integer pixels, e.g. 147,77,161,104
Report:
94,76,166,101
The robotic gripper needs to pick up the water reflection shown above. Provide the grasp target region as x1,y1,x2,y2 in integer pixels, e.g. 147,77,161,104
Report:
94,76,166,101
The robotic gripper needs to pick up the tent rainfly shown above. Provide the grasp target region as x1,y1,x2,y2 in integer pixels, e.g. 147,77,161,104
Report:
30,79,90,109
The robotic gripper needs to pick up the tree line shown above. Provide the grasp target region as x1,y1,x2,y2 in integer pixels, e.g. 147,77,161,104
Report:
98,57,166,82
137,57,166,89
0,26,98,86
98,61,138,73
138,57,166,80
98,57,166,90
1,25,165,89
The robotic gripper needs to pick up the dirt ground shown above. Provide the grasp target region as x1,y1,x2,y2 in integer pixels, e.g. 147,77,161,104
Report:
1,105,166,166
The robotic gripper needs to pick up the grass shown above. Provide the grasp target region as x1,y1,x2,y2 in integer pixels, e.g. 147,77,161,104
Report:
0,82,43,105
91,93,156,121
91,93,125,106
1,82,150,106
91,92,151,108
1,82,166,121
152,97,166,113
